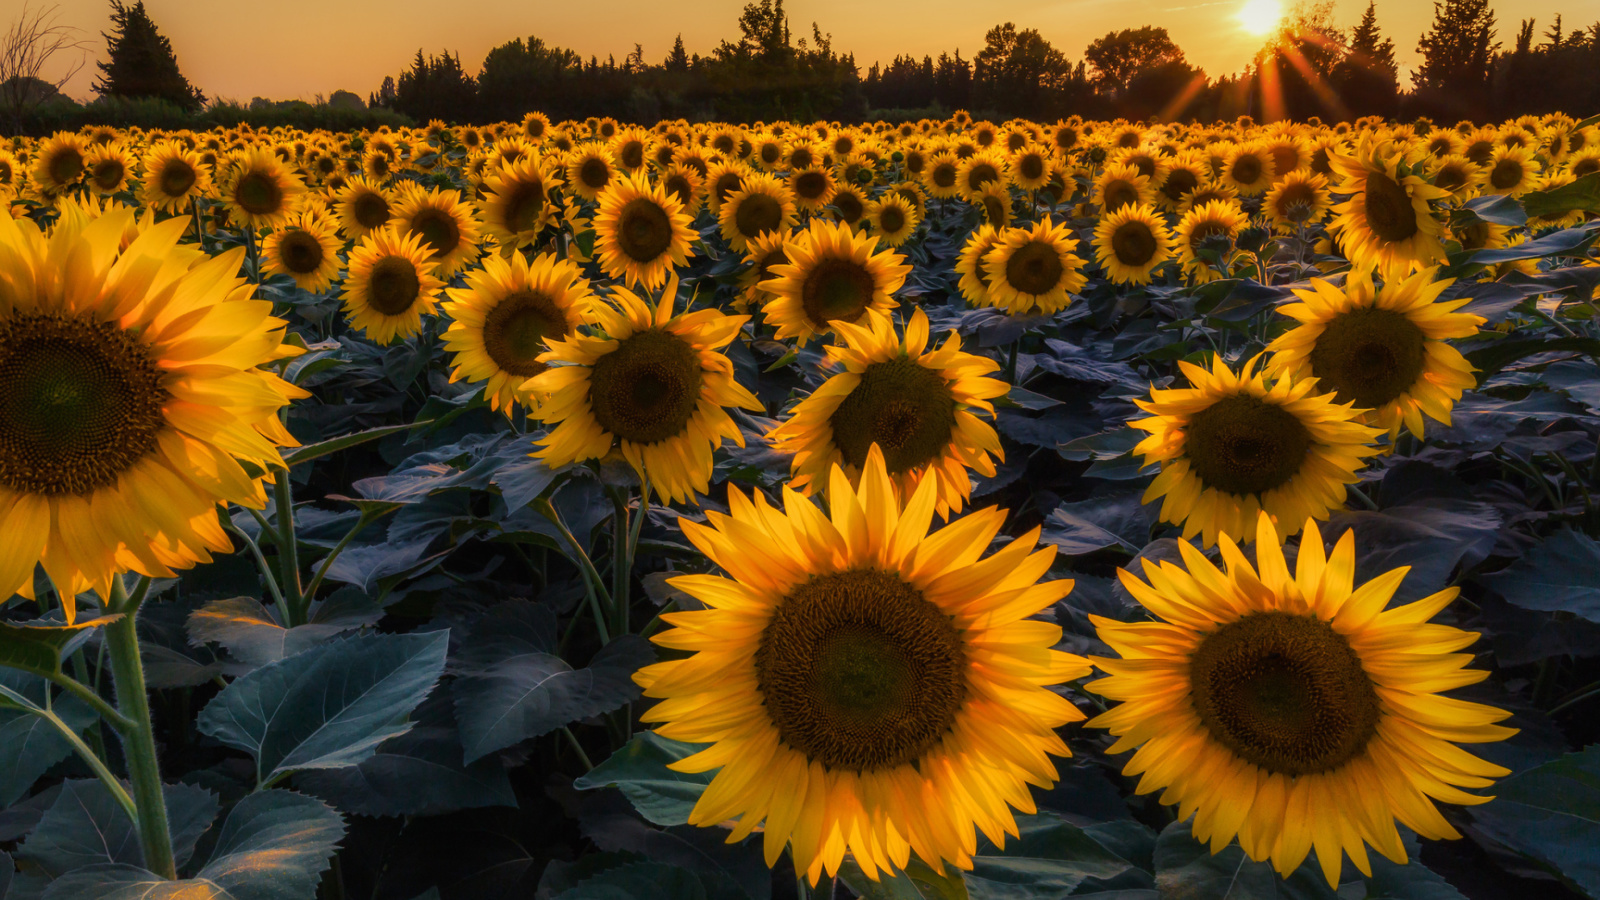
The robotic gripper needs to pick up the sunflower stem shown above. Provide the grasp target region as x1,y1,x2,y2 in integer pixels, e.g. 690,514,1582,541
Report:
223,520,289,626
302,508,387,603
611,490,631,638
1005,339,1019,383
28,703,138,822
103,576,178,881
534,499,612,643
1346,484,1379,511
273,476,305,626
562,726,595,771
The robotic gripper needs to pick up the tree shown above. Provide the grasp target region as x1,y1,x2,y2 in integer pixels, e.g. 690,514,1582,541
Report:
664,34,689,71
93,0,204,111
392,49,478,123
1335,1,1398,118
1,2,90,131
1084,26,1185,97
972,23,1075,117
1414,0,1498,99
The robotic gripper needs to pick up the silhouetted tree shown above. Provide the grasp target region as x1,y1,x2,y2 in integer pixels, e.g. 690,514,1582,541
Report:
1414,0,1498,116
1335,1,1398,118
1084,27,1185,97
93,0,203,111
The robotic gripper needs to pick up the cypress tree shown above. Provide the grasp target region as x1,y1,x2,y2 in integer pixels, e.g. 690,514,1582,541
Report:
94,1,205,112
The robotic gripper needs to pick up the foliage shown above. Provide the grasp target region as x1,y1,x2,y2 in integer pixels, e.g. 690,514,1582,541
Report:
93,0,203,112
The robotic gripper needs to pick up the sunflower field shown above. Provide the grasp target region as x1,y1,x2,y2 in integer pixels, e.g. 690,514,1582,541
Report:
1,110,1600,900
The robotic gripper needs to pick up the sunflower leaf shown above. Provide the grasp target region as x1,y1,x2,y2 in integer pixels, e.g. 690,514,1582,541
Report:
279,421,434,468
1480,529,1600,623
1153,821,1337,899
0,616,123,680
837,858,970,900
16,779,219,876
1523,172,1600,218
1469,746,1600,896
573,731,711,826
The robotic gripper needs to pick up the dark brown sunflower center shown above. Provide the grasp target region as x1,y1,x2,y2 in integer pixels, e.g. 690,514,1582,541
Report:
1189,611,1379,776
483,289,569,378
235,171,283,215
1103,180,1140,211
366,256,422,316
833,191,864,223
1019,154,1045,181
1184,394,1313,496
1363,171,1419,242
761,143,782,164
1230,155,1262,185
1161,168,1199,203
279,231,325,275
49,149,83,185
159,160,197,198
713,174,743,205
1270,147,1300,178
1457,220,1491,250
1573,158,1599,178
1488,159,1523,191
618,141,644,170
1434,164,1468,192
965,163,1000,192
91,159,125,190
981,194,1007,225
1190,221,1232,249
616,198,674,262
588,329,702,444
800,257,876,329
829,358,957,473
1308,307,1428,409
1006,240,1065,295
502,181,546,234
756,568,967,771
352,191,389,229
1274,182,1318,220
0,314,168,495
1112,221,1158,267
579,157,611,189
733,192,784,238
794,170,828,200
790,148,815,170
411,208,462,257
878,205,907,235
931,163,957,188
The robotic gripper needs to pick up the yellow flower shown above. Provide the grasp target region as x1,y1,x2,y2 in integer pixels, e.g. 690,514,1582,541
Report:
1132,354,1382,548
139,141,212,214
955,149,1007,201
1266,268,1482,441
1094,161,1154,213
261,212,343,294
331,176,392,242
954,224,1003,307
636,446,1089,884
1263,169,1332,233
0,210,305,621
718,171,797,253
528,278,762,504
1087,511,1514,886
1328,139,1450,281
340,226,445,346
593,172,697,290
1094,203,1175,285
565,143,617,201
1483,144,1541,197
760,218,911,345
864,193,922,248
392,185,483,278
982,218,1087,315
768,308,1007,517
478,155,559,254
1221,142,1276,197
84,144,135,196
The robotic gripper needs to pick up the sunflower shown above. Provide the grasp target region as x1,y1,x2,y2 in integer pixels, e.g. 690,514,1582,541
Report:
332,176,392,241
521,111,552,142
1155,153,1209,212
566,143,617,201
29,131,88,197
752,134,789,171
261,212,343,293
706,161,752,216
1179,179,1240,214
479,156,558,255
661,162,707,219
1094,203,1175,285
954,225,1004,307
1221,142,1276,197
219,148,305,232
0,209,306,621
637,443,1087,883
608,127,654,174
790,166,836,214
1263,169,1332,233
1132,354,1381,548
864,193,921,248
84,144,134,196
719,171,797,252
390,185,482,278
921,151,962,200
768,308,1007,517
593,172,697,290
974,182,1013,229
442,251,596,414
1482,145,1541,198
1429,155,1484,202
737,229,799,313
1093,162,1154,213
1085,510,1514,887
955,150,1007,202
1175,200,1249,284
830,184,868,227
340,226,446,345
0,149,19,200
1266,269,1481,441
982,218,1087,315
760,218,911,344
138,141,211,214
1328,141,1451,281
528,278,762,504
1526,173,1587,230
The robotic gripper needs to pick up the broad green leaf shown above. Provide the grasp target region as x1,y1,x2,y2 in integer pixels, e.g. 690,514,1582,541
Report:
1464,336,1600,380
0,616,122,679
1523,172,1600,219
1460,194,1527,227
965,813,1145,900
196,631,448,783
1481,529,1600,623
279,421,432,468
186,596,380,667
1152,821,1337,899
1471,746,1600,896
1467,224,1597,265
15,779,218,876
574,731,712,826
838,858,970,900
0,670,99,806
452,603,654,763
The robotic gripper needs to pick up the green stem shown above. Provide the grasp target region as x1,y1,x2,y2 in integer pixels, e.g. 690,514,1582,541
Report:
103,577,177,880
301,509,384,602
47,671,136,732
1550,678,1600,714
273,477,304,625
1346,484,1379,511
611,491,631,638
533,498,614,641
31,706,137,821
562,726,595,771
223,521,288,625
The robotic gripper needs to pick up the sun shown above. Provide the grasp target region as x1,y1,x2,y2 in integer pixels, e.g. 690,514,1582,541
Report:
1237,0,1283,35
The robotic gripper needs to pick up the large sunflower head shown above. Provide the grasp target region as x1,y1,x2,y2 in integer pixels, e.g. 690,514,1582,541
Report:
0,210,306,620
718,171,797,253
138,141,211,214
955,149,1007,202
1221,142,1276,197
1266,268,1482,441
1094,202,1175,285
974,181,1013,229
392,185,483,278
760,218,912,344
564,143,616,201
768,308,1008,518
864,193,922,249
332,176,392,242
660,162,707,219
636,446,1089,884
528,277,762,504
29,132,88,196
1263,169,1332,233
982,217,1088,315
1428,154,1485,201
442,251,596,414
593,172,697,290
1155,153,1209,211
1086,510,1514,886
340,226,446,346
1328,139,1451,281
1175,199,1249,284
1483,144,1542,198
737,228,800,313
920,151,962,199
829,184,869,227
609,127,655,174
219,148,306,231
1132,354,1382,548
479,155,558,254
84,144,135,196
1008,145,1053,191
261,212,344,294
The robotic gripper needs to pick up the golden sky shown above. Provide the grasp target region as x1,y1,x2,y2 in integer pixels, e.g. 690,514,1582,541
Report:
33,0,1584,106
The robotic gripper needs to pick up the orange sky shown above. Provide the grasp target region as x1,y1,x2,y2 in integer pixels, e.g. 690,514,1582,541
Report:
31,0,1586,107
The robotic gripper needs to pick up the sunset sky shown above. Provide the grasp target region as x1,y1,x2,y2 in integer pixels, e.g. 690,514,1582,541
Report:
30,0,1584,106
